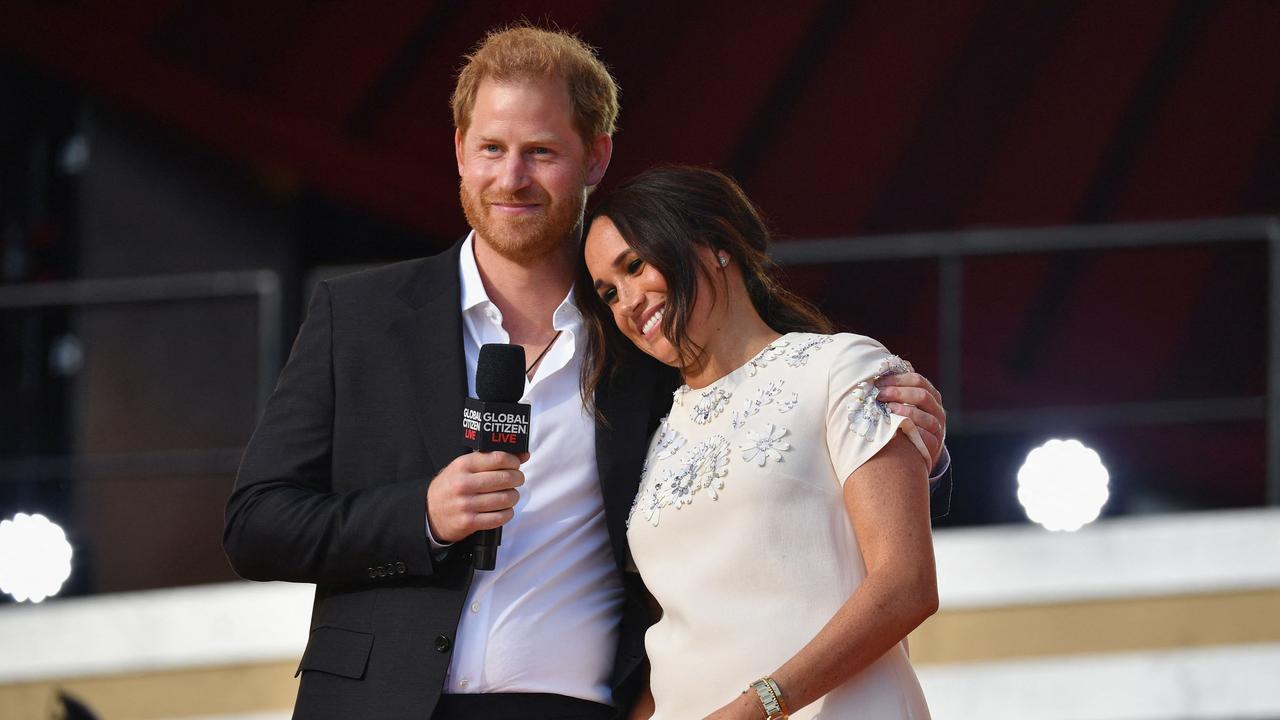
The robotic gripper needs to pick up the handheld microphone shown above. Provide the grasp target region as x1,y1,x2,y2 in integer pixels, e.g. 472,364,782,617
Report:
462,343,530,571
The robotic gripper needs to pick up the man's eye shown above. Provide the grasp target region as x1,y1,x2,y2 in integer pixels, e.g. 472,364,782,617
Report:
532,147,550,155
483,144,500,153
627,258,644,274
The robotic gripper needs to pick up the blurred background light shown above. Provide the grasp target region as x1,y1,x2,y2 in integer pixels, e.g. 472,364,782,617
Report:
0,512,74,603
1017,439,1110,532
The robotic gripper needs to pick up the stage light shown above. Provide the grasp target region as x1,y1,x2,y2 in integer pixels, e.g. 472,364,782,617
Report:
0,513,74,603
1016,439,1110,532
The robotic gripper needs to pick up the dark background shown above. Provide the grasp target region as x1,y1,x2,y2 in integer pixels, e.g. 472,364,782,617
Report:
1,0,1276,598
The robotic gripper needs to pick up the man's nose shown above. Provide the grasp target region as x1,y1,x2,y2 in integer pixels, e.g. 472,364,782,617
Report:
495,154,530,194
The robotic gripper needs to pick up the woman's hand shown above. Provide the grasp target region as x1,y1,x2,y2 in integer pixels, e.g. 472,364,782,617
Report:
702,691,764,720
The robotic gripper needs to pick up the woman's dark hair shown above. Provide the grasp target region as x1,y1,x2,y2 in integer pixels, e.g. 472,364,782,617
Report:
576,165,833,409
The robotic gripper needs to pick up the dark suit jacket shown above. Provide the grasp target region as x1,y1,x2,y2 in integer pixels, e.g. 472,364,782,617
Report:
224,240,674,719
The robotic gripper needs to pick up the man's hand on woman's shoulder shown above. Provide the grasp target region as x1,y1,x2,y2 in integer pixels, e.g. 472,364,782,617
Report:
875,371,946,468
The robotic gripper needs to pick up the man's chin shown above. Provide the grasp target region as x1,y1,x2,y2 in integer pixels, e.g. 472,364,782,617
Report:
488,213,543,236
465,193,584,265
484,229,564,264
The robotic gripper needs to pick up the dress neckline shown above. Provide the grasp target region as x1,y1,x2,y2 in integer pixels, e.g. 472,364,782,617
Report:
676,332,795,395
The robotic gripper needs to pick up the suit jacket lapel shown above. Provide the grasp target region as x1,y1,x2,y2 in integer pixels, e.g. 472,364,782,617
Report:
391,241,468,474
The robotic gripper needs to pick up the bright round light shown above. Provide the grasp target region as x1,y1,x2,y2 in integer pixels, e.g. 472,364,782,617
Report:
0,513,74,603
1017,439,1110,532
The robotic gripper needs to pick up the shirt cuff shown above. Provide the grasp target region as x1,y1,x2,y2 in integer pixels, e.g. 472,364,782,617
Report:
928,445,950,489
425,514,454,559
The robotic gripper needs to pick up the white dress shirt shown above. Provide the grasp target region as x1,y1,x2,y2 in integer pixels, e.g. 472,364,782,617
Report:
435,233,625,704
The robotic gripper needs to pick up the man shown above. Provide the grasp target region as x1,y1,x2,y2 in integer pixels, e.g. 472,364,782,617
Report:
224,25,950,720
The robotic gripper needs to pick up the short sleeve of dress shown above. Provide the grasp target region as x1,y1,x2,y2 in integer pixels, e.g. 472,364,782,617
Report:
824,334,931,485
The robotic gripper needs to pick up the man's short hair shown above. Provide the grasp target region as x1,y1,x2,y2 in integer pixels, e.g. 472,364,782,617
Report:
452,25,620,147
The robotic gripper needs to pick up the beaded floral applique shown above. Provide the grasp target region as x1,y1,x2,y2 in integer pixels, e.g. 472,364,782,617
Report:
777,393,800,413
731,381,785,429
847,355,914,439
688,386,732,425
739,333,832,378
785,335,834,367
740,423,791,467
633,435,732,527
641,419,686,478
652,420,686,461
745,340,790,377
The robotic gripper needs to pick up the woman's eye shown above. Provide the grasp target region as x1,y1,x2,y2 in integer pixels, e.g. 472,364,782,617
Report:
627,258,644,274
600,288,617,304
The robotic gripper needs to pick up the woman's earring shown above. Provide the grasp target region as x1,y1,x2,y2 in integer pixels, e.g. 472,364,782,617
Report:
718,254,729,268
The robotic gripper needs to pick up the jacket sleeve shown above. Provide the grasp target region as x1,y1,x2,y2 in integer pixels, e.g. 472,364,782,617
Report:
929,457,953,520
223,281,438,585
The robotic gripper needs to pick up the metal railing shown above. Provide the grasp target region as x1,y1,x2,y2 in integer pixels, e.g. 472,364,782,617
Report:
1,215,1275,503
771,215,1280,505
0,270,282,481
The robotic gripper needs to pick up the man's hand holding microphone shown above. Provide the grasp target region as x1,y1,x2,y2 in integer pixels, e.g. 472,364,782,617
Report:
426,450,526,543
426,343,531,570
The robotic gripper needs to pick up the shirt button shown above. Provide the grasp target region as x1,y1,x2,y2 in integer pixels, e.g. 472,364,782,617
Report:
470,602,480,613
458,679,470,689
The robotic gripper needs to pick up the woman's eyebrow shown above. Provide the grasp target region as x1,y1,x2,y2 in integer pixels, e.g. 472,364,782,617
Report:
592,250,632,290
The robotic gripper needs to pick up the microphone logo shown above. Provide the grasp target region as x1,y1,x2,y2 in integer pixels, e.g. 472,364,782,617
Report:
462,402,530,452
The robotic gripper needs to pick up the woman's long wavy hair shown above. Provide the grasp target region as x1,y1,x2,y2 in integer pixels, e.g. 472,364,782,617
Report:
576,165,833,412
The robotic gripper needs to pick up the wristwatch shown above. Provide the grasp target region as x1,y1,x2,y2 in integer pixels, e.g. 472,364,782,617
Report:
749,677,788,719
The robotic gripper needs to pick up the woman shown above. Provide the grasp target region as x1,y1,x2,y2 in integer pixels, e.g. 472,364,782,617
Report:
577,166,937,719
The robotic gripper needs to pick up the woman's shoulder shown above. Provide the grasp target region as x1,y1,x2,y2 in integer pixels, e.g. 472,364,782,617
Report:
780,332,911,381
779,331,893,359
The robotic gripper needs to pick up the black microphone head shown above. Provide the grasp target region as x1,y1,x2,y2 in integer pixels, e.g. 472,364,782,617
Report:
476,343,526,402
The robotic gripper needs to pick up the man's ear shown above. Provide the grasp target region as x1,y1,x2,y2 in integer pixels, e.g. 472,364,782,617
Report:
585,133,613,187
455,128,466,175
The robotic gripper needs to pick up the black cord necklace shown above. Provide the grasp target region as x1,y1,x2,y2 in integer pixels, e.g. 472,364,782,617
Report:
525,330,562,376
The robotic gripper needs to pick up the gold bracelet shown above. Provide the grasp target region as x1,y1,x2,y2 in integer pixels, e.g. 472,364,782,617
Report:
749,677,788,719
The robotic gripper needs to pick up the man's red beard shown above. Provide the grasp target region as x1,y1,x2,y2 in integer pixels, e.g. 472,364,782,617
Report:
460,180,586,264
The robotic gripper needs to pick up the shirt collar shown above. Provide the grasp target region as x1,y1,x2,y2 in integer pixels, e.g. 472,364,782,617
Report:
458,231,491,314
457,231,583,331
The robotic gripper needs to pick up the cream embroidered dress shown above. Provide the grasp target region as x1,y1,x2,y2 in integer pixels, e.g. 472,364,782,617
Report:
627,333,933,720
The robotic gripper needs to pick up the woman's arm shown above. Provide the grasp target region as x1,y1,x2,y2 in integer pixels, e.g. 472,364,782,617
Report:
704,432,937,719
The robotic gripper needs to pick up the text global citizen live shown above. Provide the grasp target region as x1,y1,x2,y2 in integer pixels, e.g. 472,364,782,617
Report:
462,399,531,454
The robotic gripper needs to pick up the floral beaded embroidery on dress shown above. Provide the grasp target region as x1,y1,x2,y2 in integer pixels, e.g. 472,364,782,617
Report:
630,334,910,529
632,335,827,527
650,421,686,463
731,380,786,430
847,355,914,438
632,434,732,526
739,423,791,467
783,334,834,367
742,338,790,376
688,386,732,425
